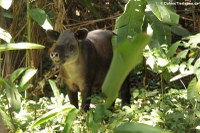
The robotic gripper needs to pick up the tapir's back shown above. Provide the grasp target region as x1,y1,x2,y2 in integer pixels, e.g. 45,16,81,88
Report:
87,30,113,86
87,30,113,63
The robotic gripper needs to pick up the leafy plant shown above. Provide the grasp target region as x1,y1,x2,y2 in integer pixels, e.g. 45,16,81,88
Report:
103,33,151,108
0,68,37,132
28,8,53,30
0,27,45,51
144,32,200,102
31,80,79,133
102,0,182,109
170,33,200,101
114,122,171,133
0,68,37,111
102,0,150,109
101,0,193,132
145,0,179,24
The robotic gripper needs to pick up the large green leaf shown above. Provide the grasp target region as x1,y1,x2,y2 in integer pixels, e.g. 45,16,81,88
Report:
102,33,150,108
86,110,98,133
146,11,172,48
187,78,200,101
63,108,79,133
94,104,106,122
19,68,37,92
184,33,200,48
170,25,190,37
193,58,200,80
9,67,27,83
167,41,181,57
114,122,171,133
0,77,21,113
170,71,193,82
113,0,146,45
0,0,12,10
0,42,44,52
0,27,13,43
145,0,179,24
31,105,75,128
49,80,64,107
176,49,189,59
7,86,21,113
28,8,53,30
102,0,150,108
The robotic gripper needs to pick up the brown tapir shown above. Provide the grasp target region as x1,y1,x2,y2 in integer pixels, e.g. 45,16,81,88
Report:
46,28,131,111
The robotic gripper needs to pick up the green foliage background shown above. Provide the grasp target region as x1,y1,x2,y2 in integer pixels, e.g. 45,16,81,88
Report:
0,0,200,133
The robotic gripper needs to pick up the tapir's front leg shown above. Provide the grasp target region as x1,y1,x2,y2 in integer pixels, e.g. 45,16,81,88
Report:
66,88,78,109
81,85,92,112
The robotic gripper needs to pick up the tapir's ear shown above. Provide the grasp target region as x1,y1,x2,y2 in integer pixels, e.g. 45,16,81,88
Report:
74,28,88,40
46,30,60,41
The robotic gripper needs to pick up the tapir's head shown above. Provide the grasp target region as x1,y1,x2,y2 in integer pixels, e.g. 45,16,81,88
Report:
46,28,88,64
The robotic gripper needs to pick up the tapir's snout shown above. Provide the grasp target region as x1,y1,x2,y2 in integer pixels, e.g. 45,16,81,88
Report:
50,51,59,59
50,51,61,63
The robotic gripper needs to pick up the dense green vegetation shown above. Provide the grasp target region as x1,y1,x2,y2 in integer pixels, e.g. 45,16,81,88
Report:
0,0,200,132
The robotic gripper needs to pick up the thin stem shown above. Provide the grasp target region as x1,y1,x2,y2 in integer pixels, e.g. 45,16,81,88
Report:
26,0,31,43
26,0,31,98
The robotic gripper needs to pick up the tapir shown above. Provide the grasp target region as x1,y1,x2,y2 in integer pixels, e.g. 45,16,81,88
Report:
47,28,131,111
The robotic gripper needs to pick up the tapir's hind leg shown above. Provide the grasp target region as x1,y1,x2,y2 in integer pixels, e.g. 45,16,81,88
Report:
121,75,131,106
